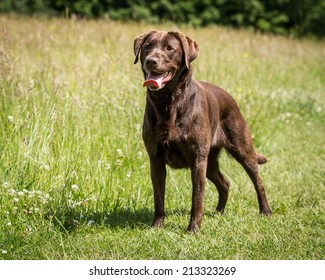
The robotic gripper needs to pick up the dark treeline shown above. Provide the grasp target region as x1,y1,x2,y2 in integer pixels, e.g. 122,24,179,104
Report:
0,0,324,37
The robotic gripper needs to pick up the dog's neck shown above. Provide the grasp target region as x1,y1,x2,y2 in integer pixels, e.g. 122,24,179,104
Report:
146,66,195,143
146,65,193,110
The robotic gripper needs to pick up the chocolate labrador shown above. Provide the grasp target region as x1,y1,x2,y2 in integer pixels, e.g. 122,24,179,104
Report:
134,30,272,232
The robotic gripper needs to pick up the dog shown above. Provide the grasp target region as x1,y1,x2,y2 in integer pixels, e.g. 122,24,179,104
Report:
133,30,272,232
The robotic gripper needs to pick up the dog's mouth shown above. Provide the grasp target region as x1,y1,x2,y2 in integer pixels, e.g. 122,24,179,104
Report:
143,70,174,91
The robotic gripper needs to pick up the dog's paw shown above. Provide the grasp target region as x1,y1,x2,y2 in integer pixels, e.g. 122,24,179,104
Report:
152,218,165,228
187,223,201,234
260,209,272,216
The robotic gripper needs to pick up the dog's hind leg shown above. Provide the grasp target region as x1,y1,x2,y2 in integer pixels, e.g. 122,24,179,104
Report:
236,155,272,216
224,120,272,216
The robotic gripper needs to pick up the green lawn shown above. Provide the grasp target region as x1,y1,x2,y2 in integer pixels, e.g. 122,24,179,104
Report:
0,16,324,260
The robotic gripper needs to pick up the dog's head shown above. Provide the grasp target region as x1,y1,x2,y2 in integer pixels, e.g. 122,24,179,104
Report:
134,30,199,91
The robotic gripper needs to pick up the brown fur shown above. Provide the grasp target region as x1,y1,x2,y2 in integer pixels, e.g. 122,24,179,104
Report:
134,30,272,232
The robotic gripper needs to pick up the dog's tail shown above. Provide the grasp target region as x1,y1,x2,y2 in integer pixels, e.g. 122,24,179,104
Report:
257,154,267,165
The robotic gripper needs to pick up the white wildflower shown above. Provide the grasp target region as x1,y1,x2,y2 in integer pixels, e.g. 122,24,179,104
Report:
28,191,35,198
116,149,124,158
1,250,7,254
13,198,19,203
8,189,15,196
71,170,78,179
137,151,143,159
17,191,24,196
40,164,50,171
7,116,13,123
116,159,123,166
71,184,79,191
135,123,141,131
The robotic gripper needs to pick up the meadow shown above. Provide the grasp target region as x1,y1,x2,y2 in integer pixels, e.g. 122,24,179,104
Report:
0,16,324,260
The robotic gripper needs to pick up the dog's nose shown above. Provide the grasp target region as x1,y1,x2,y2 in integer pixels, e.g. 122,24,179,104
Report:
145,57,158,67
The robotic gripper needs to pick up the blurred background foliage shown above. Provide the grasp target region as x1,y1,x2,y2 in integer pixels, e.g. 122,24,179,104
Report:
0,0,324,37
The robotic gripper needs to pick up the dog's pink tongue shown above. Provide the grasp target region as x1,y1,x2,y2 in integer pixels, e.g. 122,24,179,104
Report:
143,75,164,90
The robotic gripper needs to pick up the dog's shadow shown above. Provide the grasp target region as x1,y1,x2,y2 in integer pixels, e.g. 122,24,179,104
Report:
50,207,153,233
50,206,197,233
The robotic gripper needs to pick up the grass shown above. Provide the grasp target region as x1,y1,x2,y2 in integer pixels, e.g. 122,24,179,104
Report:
0,15,324,260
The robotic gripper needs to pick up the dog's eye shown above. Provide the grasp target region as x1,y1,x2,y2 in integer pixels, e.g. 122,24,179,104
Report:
143,43,151,50
166,45,173,51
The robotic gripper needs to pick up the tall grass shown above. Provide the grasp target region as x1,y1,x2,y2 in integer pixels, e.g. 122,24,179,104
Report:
0,16,324,260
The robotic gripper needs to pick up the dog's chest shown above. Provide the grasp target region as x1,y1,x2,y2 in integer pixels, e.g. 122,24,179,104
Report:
156,120,191,169
147,94,196,168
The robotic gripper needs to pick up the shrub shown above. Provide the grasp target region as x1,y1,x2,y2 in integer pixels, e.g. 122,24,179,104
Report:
0,0,324,37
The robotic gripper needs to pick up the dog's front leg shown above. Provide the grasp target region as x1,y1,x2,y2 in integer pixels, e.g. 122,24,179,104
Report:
188,157,208,233
150,156,167,228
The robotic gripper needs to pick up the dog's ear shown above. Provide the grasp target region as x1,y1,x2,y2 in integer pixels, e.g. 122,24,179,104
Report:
175,32,199,69
133,30,156,64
